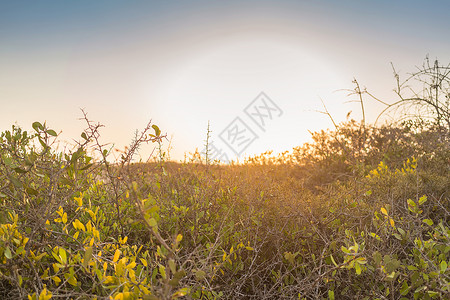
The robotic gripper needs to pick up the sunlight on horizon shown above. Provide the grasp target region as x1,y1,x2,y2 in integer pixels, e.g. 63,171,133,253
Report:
148,33,351,161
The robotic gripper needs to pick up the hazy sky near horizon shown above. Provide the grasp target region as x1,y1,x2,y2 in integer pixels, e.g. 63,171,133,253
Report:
1,0,450,162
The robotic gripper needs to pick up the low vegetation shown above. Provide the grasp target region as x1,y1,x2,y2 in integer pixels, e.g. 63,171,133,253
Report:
0,61,449,299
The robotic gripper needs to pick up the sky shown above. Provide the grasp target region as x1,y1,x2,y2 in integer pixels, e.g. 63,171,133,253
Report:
1,0,450,162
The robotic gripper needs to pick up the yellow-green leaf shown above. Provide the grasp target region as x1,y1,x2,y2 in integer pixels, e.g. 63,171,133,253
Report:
330,255,338,267
103,276,115,284
66,275,77,286
59,248,67,265
369,232,381,241
440,261,447,273
389,218,395,227
114,293,124,300
62,213,67,224
355,262,362,275
140,258,148,267
73,219,86,232
113,249,121,263
176,234,183,243
418,195,427,205
423,219,433,226
328,290,335,300
74,196,83,207
152,125,161,136
159,265,166,280
38,287,52,300
172,287,190,298
169,259,176,274
52,276,61,286
148,218,157,229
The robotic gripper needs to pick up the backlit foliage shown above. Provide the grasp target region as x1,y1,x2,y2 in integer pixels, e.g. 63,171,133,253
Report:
0,115,448,299
2,58,450,298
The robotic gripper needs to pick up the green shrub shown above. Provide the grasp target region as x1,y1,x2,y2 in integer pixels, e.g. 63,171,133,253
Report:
0,115,448,299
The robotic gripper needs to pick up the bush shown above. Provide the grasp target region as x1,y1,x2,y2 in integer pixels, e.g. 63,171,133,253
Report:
0,115,448,299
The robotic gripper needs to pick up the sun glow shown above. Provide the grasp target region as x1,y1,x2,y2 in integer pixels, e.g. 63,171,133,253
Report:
151,33,348,161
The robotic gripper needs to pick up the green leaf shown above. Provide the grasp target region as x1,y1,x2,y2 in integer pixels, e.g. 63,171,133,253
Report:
83,247,93,268
440,260,447,273
9,176,22,188
47,129,57,137
13,167,27,174
3,157,12,166
328,290,335,300
71,148,84,163
173,270,186,280
4,247,12,259
32,121,43,132
284,252,295,265
330,255,338,267
15,246,24,256
81,132,88,140
407,199,417,213
169,277,180,287
159,265,166,280
60,177,73,186
38,138,47,149
148,217,158,229
79,163,94,171
427,291,439,297
373,251,382,265
400,280,410,295
355,262,362,275
26,187,38,196
168,259,176,274
195,269,206,281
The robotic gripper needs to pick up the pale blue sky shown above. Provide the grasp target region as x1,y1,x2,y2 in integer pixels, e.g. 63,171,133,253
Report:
1,1,449,161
